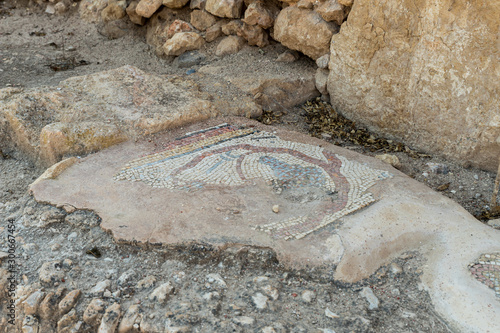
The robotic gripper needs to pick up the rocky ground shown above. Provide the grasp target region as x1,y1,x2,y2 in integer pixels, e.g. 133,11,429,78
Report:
0,1,498,332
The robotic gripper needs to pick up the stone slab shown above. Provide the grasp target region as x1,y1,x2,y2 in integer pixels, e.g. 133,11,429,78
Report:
30,117,500,333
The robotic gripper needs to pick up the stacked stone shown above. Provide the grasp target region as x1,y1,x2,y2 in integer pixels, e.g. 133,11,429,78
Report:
92,0,353,60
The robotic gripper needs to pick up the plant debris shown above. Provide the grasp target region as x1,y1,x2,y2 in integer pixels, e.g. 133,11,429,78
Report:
475,205,500,222
48,57,89,71
303,98,431,158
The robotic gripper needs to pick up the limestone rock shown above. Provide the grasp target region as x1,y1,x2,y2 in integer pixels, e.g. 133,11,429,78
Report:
316,54,330,69
216,36,246,56
101,1,126,22
206,0,244,19
274,6,338,60
79,0,109,23
190,0,206,10
190,10,217,31
90,280,112,296
136,0,162,18
276,50,299,63
54,2,67,15
167,20,194,39
205,21,224,42
126,1,146,25
39,291,59,319
297,0,313,9
149,281,174,304
242,1,277,29
39,122,127,165
137,275,157,289
315,68,329,95
315,0,345,25
117,304,141,333
57,309,79,333
0,66,222,166
98,303,121,333
327,0,500,172
58,289,81,316
162,0,190,9
222,19,243,35
84,298,106,327
338,0,353,6
39,261,64,285
238,23,269,47
375,154,401,169
360,286,379,310
22,290,45,315
224,65,319,110
301,290,316,303
163,32,205,56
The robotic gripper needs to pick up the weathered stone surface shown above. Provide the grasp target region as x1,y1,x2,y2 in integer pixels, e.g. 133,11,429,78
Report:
190,10,217,31
315,68,329,95
0,66,225,166
338,0,353,6
23,290,45,316
375,154,401,169
216,36,246,56
328,0,500,172
126,1,146,25
58,289,81,316
98,303,121,333
163,32,205,56
206,0,244,19
167,19,193,39
118,305,141,333
276,50,299,63
84,298,106,327
205,21,224,42
222,19,243,35
163,0,190,9
316,53,329,69
40,122,127,165
214,63,319,110
149,282,174,304
57,309,78,333
238,23,269,47
190,0,206,10
136,0,162,18
242,1,277,29
39,292,59,319
315,0,345,25
79,0,109,23
31,118,500,333
274,7,338,60
101,1,127,22
39,261,64,284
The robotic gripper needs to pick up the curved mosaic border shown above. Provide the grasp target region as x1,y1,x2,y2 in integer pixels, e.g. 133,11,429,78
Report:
469,253,500,298
114,124,392,240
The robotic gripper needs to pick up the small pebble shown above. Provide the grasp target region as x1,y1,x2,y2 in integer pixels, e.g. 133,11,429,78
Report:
272,205,279,213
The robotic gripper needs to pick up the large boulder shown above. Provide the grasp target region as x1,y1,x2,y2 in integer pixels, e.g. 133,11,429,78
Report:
327,0,500,171
273,6,338,60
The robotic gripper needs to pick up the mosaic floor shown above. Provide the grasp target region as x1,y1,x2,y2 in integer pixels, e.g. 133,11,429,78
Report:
469,253,500,298
114,124,391,240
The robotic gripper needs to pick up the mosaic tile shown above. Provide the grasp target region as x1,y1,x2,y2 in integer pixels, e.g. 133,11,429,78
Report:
469,253,500,298
114,124,392,240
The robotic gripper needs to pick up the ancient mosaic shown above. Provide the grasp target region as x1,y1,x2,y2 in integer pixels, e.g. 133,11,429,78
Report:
469,253,500,298
114,124,392,240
